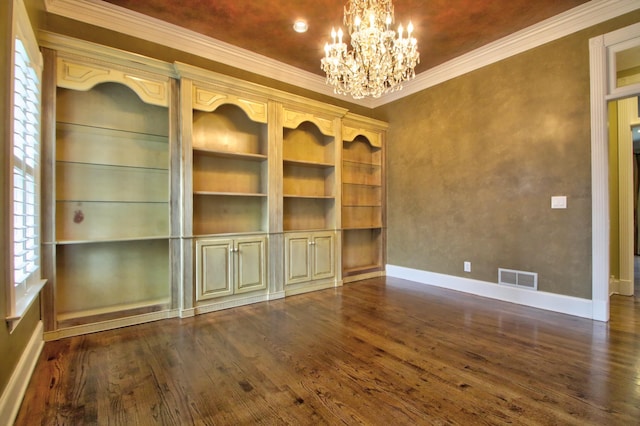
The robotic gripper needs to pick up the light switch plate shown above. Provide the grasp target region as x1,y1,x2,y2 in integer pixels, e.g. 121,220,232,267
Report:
551,196,567,209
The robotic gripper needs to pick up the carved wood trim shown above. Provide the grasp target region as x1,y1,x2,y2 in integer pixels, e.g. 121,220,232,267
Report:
192,86,268,123
342,127,382,147
282,108,334,135
57,58,170,107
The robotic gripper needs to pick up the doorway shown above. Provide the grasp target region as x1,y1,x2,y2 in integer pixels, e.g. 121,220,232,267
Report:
610,96,640,297
589,22,640,321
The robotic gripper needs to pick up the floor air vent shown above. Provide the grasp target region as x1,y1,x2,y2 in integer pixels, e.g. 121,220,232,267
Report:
498,268,538,290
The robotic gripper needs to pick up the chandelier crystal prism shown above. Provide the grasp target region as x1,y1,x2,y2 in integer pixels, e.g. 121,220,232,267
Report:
321,0,420,99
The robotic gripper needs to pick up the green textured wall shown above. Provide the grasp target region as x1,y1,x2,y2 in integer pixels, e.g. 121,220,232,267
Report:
609,102,620,280
376,10,640,300
0,0,43,399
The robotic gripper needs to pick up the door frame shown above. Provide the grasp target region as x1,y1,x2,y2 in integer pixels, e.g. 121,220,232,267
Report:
589,22,640,321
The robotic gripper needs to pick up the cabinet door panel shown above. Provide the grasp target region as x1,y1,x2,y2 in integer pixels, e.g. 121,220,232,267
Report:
285,234,311,285
236,237,267,294
312,233,335,280
196,239,233,300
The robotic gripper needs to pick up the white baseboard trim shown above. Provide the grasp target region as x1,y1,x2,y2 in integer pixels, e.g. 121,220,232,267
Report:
618,279,634,296
0,321,44,425
609,277,621,295
386,265,595,320
268,291,286,300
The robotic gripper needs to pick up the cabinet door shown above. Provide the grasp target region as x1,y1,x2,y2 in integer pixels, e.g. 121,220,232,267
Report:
285,233,312,285
196,239,234,301
312,232,335,281
235,236,267,294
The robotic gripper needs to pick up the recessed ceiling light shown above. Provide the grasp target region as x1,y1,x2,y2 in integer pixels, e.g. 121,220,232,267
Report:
293,20,308,33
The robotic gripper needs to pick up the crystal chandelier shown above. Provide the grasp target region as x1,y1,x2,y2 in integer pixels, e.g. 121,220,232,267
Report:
321,0,420,99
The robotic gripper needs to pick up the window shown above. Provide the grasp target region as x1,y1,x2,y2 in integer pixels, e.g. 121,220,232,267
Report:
6,0,45,330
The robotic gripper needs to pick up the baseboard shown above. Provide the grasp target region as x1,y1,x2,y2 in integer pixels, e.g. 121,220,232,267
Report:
386,265,595,320
44,309,180,341
194,294,271,316
609,277,621,295
617,279,634,296
0,321,44,425
284,279,339,297
268,291,286,300
343,270,385,283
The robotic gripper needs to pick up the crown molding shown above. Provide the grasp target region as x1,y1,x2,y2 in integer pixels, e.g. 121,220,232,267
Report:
45,0,639,109
43,0,373,107
370,0,640,107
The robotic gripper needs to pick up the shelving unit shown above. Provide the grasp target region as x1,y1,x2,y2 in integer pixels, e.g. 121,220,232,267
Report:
50,61,174,329
38,39,387,338
174,69,274,312
282,120,336,232
192,104,269,235
280,105,344,295
342,115,387,281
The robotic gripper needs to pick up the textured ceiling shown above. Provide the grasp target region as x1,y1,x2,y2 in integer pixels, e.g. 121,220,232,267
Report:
103,0,590,76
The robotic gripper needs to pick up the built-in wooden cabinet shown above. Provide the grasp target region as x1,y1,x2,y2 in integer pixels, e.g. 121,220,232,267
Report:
39,35,386,338
280,104,342,294
191,102,269,235
342,115,388,282
176,63,274,315
39,37,179,337
284,231,335,294
282,111,337,232
195,236,267,301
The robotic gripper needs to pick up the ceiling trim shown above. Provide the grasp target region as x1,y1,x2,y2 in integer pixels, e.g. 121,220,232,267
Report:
370,0,640,107
43,0,367,104
45,0,640,109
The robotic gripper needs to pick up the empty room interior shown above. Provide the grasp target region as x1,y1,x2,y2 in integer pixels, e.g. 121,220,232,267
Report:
2,0,640,424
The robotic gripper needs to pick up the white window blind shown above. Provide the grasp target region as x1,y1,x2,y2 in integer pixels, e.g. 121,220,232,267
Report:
13,37,41,292
7,0,45,327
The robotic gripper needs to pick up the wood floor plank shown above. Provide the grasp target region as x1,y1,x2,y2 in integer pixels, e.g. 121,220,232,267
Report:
14,276,640,425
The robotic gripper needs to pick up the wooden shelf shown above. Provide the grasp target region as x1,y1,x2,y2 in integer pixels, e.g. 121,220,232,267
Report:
343,162,382,186
341,122,385,279
56,160,168,172
193,195,267,235
56,236,171,245
283,158,334,168
192,106,267,156
55,239,170,321
283,122,334,165
193,147,267,162
284,197,335,232
343,159,381,167
342,134,382,165
191,102,268,236
57,121,167,139
194,191,267,197
50,76,173,328
284,195,335,199
343,225,384,230
342,228,383,274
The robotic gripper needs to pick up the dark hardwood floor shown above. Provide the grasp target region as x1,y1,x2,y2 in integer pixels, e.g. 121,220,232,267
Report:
14,277,640,425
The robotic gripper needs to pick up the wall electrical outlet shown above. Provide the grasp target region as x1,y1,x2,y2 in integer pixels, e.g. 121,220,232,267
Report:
464,261,471,272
